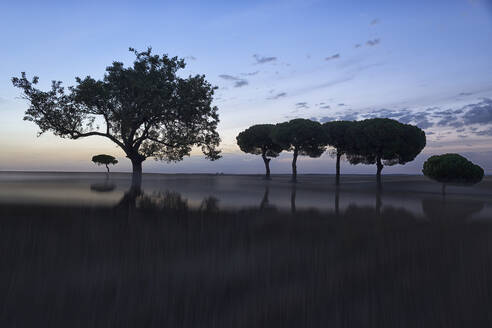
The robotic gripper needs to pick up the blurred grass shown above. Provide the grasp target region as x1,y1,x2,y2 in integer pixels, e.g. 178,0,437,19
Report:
1,197,492,327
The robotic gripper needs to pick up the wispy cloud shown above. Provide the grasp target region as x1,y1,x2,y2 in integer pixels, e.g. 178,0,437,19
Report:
219,74,239,81
218,74,248,88
234,80,248,87
370,18,380,25
253,54,277,64
185,55,197,61
267,92,287,100
366,38,381,46
458,92,474,96
294,75,355,95
354,44,361,48
241,71,259,76
325,54,340,61
295,102,309,109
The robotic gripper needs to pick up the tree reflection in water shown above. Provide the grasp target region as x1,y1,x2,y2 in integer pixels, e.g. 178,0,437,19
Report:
422,198,485,222
90,182,117,193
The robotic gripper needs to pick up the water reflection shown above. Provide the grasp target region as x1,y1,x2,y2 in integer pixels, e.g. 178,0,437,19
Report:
422,198,485,222
90,182,117,192
103,184,488,223
0,173,490,221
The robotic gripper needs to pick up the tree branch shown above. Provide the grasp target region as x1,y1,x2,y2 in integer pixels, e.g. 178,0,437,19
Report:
73,131,126,150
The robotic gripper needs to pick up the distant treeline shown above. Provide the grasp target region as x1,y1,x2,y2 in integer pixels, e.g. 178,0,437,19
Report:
237,118,426,184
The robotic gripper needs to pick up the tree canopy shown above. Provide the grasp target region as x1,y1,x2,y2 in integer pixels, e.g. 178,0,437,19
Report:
12,47,221,187
323,120,355,184
92,154,118,174
323,120,354,155
92,154,118,166
423,153,484,189
236,124,283,178
271,118,326,181
347,118,426,183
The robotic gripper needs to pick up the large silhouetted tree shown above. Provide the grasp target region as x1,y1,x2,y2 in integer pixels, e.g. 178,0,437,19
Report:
12,47,221,188
271,119,326,182
236,124,283,179
422,153,484,195
347,118,426,186
323,120,355,185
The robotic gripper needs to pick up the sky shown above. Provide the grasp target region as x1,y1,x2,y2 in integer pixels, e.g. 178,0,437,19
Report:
1,0,492,174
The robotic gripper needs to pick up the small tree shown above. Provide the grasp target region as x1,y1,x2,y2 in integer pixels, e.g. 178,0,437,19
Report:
271,119,326,182
347,118,426,186
92,154,118,175
236,124,283,179
422,153,484,195
323,120,355,185
12,47,221,189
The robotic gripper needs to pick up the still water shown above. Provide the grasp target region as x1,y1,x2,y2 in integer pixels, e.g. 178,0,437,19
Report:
1,172,491,220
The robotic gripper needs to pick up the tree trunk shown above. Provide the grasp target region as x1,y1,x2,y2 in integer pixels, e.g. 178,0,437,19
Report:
376,156,383,188
335,151,342,186
105,164,110,179
291,148,298,183
262,153,271,179
131,159,143,190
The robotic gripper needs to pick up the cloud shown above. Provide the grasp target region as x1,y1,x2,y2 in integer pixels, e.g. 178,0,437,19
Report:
458,92,473,96
218,74,248,88
313,108,437,128
253,54,277,64
437,115,463,128
370,18,380,25
339,112,359,121
361,108,407,119
354,44,361,48
295,102,309,109
475,127,492,136
241,71,259,76
219,74,239,81
292,76,355,96
320,105,331,109
234,80,248,87
267,92,287,100
185,55,197,61
325,54,340,61
463,98,492,125
318,116,336,123
338,103,345,106
415,119,434,129
366,38,381,46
